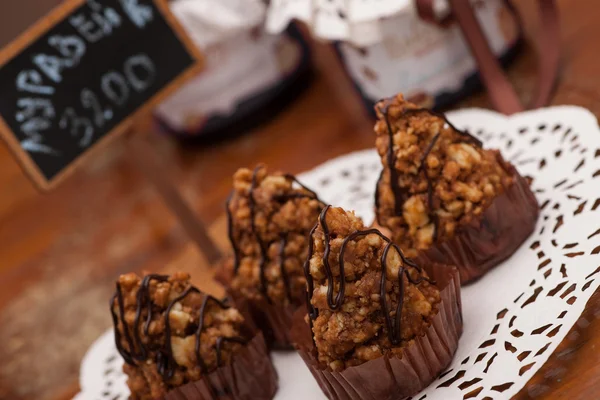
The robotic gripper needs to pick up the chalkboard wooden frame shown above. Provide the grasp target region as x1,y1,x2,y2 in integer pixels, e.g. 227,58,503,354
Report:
0,0,204,191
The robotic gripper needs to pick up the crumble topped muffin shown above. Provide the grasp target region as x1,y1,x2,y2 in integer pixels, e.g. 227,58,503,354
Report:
374,94,514,252
374,93,539,284
223,165,324,305
217,164,326,347
306,206,441,371
110,272,276,400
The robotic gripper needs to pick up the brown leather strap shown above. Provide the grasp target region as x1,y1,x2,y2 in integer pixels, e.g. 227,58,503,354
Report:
416,0,560,115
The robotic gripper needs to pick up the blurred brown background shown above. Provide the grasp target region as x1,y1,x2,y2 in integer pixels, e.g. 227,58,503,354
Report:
0,0,58,47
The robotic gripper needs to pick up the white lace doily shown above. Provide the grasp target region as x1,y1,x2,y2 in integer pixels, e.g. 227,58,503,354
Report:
77,106,600,399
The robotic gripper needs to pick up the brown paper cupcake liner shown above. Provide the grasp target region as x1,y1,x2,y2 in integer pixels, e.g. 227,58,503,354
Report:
227,290,303,350
214,263,302,349
418,166,539,284
165,330,278,400
291,264,463,400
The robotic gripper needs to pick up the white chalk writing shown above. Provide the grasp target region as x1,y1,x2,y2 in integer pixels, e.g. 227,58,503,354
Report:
119,0,154,28
16,70,55,95
124,54,156,92
48,35,86,67
59,108,94,147
102,71,130,106
16,98,55,122
12,0,160,159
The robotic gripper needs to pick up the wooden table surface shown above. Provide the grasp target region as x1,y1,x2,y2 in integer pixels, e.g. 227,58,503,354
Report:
2,1,600,399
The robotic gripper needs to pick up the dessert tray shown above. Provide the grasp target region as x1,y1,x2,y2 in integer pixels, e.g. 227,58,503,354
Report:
77,106,600,399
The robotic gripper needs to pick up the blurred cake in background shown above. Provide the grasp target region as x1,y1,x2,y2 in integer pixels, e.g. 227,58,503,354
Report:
266,0,521,115
155,0,313,144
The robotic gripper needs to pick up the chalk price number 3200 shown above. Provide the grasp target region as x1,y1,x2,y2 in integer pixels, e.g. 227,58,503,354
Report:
59,53,156,148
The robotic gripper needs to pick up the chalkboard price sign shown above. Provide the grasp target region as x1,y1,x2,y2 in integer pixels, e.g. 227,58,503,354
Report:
0,0,203,189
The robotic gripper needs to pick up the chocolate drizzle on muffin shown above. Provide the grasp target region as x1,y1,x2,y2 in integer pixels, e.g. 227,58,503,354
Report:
376,102,483,243
112,274,168,365
246,167,271,299
381,104,405,217
305,206,434,347
110,275,247,380
374,93,538,283
278,233,293,301
225,165,324,304
374,95,516,254
303,206,441,371
219,165,326,347
111,272,279,400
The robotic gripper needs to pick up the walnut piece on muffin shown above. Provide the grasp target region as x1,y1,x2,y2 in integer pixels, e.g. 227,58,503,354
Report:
374,93,515,253
306,206,441,371
224,165,324,305
110,272,247,400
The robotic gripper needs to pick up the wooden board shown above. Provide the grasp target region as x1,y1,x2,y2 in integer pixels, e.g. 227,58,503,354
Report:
0,0,203,190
